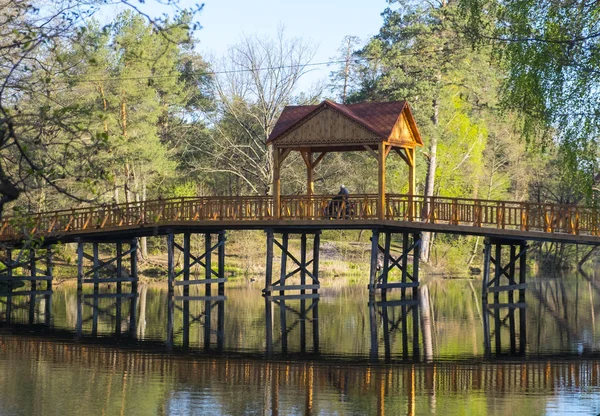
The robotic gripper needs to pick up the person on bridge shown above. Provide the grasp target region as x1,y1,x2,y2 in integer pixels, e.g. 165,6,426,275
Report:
325,185,352,218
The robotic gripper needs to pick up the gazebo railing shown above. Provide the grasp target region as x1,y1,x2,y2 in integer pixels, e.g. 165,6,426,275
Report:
0,193,598,240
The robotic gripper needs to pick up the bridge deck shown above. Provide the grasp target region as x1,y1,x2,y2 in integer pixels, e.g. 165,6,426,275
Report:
3,194,600,245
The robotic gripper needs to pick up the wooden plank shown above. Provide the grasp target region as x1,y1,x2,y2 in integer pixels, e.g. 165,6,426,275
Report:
267,284,320,291
266,294,320,301
372,281,420,289
0,276,53,281
0,290,53,296
83,293,137,299
175,278,227,286
487,283,528,293
369,299,419,307
82,277,137,284
174,295,227,301
487,302,527,309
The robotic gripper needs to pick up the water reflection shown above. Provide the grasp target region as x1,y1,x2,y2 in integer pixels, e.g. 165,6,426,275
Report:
166,296,225,351
0,333,599,415
2,273,600,361
264,289,320,356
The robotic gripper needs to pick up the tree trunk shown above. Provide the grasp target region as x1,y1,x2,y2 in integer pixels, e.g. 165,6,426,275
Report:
421,96,439,262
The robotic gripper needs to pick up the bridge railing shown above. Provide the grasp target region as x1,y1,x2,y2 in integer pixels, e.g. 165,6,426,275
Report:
0,194,598,240
386,194,599,235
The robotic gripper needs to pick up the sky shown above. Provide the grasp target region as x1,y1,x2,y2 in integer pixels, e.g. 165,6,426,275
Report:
133,0,389,93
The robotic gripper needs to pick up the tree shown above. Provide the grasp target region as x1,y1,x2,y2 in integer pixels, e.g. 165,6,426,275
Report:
349,0,501,261
328,35,362,104
460,0,600,198
0,0,201,218
184,29,318,195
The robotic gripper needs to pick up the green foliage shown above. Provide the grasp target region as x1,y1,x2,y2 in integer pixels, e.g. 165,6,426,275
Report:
461,0,600,198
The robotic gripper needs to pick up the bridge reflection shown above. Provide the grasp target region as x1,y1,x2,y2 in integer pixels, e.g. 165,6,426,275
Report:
0,281,531,362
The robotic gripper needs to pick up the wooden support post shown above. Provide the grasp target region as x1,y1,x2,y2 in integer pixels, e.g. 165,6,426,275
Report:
28,249,36,324
306,152,314,218
408,148,416,221
519,242,527,353
130,239,138,336
45,247,53,324
183,233,190,349
300,233,307,353
265,230,274,355
381,232,391,301
217,231,226,351
369,230,380,296
412,233,421,298
273,149,281,219
116,241,123,336
4,249,11,323
92,242,99,335
312,232,320,353
494,244,502,353
508,245,517,353
378,144,387,220
279,233,289,352
482,239,491,356
204,233,211,350
401,233,409,299
167,233,175,295
76,243,84,337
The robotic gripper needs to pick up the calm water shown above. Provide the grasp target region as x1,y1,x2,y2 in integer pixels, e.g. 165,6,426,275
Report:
1,271,600,415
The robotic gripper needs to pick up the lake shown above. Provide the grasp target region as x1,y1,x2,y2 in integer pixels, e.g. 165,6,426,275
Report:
1,271,600,415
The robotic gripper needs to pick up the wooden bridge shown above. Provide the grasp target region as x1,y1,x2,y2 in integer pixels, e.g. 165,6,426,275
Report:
2,193,600,245
0,100,598,357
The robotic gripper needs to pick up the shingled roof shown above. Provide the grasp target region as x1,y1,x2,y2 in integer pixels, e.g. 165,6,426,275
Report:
267,100,423,147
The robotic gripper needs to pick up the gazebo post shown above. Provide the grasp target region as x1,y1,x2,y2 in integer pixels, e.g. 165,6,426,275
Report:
378,143,387,220
306,151,314,196
408,148,416,220
273,149,281,219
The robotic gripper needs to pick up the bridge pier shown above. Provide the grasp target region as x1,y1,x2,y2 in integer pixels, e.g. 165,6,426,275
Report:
0,246,53,325
481,238,528,356
263,230,320,354
369,230,421,298
166,231,226,350
76,239,138,337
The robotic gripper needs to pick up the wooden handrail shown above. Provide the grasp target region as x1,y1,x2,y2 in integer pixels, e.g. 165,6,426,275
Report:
1,194,599,241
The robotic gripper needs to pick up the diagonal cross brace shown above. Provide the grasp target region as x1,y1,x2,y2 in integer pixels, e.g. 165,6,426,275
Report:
377,240,419,282
487,247,527,288
173,238,224,279
84,246,136,277
273,238,319,284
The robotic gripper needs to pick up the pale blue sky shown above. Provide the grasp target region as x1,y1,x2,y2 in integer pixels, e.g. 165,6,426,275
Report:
130,0,389,92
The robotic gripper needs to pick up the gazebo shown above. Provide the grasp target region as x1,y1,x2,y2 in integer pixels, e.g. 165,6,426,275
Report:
267,100,423,219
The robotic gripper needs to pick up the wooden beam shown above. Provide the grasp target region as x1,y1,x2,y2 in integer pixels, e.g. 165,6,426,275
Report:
364,145,378,160
394,148,410,165
384,144,392,159
408,148,416,220
312,152,327,168
273,148,281,219
305,151,314,197
404,147,414,166
378,143,386,220
279,148,292,163
300,151,311,168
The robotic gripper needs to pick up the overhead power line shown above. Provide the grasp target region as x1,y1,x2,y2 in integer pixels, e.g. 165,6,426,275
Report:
49,46,472,85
